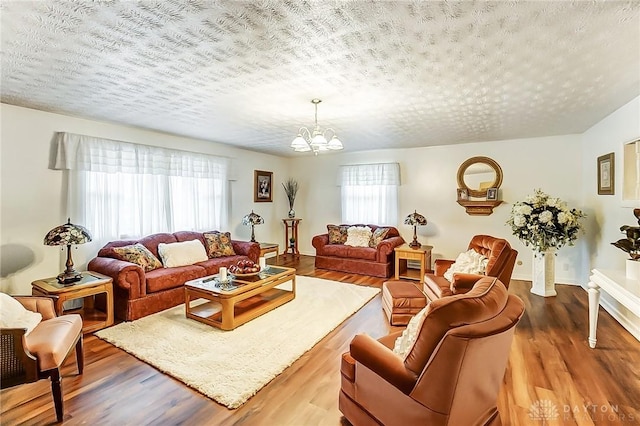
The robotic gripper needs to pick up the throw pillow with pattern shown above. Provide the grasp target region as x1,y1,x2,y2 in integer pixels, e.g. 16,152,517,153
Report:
112,243,163,272
203,232,236,258
369,227,390,247
327,225,349,244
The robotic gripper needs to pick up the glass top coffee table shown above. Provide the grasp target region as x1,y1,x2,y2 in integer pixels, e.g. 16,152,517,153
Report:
184,266,296,330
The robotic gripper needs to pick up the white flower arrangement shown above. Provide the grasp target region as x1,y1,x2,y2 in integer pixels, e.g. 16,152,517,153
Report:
507,189,585,254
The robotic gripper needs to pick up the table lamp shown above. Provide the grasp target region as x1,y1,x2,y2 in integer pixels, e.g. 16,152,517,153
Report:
404,210,427,249
242,210,264,242
44,218,92,284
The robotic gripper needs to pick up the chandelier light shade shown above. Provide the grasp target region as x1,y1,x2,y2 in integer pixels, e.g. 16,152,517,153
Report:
404,210,428,249
44,218,92,284
242,210,264,242
291,99,344,155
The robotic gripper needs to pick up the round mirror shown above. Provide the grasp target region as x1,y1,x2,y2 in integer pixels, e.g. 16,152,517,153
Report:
457,156,503,198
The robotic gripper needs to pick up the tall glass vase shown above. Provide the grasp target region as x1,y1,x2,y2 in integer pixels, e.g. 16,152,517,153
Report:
531,248,557,297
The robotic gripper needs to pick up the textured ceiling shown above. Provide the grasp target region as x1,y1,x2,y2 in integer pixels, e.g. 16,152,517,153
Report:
2,1,639,157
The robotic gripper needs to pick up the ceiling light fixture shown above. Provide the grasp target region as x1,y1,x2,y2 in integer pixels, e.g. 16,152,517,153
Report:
291,99,343,155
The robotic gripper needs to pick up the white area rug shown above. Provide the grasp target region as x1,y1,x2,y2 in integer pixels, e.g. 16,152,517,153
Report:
95,276,379,409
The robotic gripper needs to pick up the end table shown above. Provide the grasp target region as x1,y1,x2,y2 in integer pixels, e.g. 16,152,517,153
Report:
394,244,433,284
31,271,114,333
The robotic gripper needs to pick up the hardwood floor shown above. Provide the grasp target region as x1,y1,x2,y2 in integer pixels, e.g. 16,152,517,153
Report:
2,255,639,425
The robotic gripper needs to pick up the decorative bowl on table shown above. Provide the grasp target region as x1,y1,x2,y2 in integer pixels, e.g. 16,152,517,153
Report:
228,260,261,277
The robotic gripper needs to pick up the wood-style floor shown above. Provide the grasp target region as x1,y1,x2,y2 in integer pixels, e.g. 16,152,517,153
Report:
2,255,639,425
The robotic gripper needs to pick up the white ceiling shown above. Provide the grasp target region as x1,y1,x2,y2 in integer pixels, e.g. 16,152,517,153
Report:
2,1,639,157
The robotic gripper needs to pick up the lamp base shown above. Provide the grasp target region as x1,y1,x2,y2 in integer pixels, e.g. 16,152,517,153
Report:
409,239,421,249
57,270,82,285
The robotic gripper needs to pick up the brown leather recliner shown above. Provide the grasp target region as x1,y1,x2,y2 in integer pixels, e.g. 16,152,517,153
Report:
423,234,518,301
1,296,83,422
339,277,524,426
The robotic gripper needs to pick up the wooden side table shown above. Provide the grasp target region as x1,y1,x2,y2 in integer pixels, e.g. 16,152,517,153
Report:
282,218,301,256
31,271,114,334
394,244,433,284
259,242,279,264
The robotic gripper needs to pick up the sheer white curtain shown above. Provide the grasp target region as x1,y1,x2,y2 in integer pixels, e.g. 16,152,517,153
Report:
339,163,400,225
53,132,229,240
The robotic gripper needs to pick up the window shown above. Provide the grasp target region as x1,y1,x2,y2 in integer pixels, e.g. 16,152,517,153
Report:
53,132,229,240
339,163,400,224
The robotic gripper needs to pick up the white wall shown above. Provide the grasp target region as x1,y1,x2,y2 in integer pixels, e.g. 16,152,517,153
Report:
290,134,586,284
580,96,640,338
0,104,290,294
3,97,637,298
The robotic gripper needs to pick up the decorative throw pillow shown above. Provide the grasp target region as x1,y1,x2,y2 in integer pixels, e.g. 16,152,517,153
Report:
344,226,373,247
327,225,349,244
112,243,163,272
392,305,428,358
369,227,390,247
158,239,208,268
0,293,42,335
443,249,489,282
203,232,236,258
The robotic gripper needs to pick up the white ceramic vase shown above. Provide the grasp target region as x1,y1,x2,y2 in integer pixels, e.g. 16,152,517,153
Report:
531,248,557,297
626,259,640,280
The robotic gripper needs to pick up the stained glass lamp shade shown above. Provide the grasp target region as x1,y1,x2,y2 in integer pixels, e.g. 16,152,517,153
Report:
44,218,92,284
404,210,427,249
242,210,264,242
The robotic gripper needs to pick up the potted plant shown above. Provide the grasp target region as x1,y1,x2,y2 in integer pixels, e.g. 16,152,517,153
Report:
282,178,299,218
612,208,640,279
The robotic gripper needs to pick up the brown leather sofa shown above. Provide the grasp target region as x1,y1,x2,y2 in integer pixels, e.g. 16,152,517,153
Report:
339,277,525,426
423,234,518,301
88,231,260,321
312,225,405,277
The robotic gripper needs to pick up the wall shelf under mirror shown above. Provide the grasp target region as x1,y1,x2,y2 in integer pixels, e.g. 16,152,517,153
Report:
457,200,503,216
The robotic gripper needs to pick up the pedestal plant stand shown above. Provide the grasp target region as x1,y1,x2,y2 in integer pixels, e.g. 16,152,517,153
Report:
531,249,557,297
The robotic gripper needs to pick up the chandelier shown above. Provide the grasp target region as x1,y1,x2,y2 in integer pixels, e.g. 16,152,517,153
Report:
290,99,344,155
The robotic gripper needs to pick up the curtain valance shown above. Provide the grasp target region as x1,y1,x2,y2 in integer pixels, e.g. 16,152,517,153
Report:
338,163,401,186
52,132,229,179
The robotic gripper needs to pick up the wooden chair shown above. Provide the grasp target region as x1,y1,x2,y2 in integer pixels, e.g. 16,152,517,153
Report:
1,296,83,422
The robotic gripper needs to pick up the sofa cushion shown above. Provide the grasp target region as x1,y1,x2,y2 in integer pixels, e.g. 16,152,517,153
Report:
369,227,391,247
145,265,206,293
203,232,236,257
112,243,163,272
158,239,208,268
0,293,42,335
328,225,349,244
138,233,178,259
345,226,372,247
321,244,378,261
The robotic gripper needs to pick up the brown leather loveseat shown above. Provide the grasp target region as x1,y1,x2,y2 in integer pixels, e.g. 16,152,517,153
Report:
312,224,405,278
339,277,525,426
88,231,259,321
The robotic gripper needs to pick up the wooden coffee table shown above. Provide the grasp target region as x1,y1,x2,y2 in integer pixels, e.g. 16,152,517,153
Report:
184,266,296,330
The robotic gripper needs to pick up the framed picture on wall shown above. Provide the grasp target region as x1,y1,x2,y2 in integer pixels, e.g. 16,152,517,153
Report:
457,188,469,201
486,187,498,201
254,170,273,202
597,153,614,195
